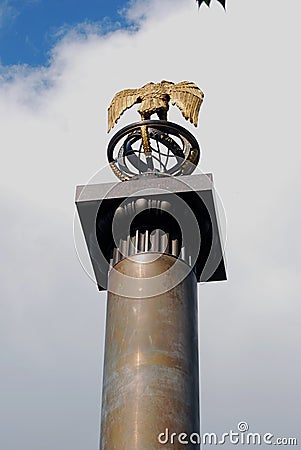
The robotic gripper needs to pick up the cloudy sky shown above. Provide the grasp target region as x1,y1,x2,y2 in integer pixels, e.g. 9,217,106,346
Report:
0,0,300,449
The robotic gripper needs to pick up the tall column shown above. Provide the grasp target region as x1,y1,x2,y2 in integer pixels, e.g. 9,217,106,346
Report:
100,253,200,449
75,81,227,450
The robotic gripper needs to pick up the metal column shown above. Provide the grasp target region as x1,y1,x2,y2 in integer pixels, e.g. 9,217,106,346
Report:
100,253,200,449
75,82,227,449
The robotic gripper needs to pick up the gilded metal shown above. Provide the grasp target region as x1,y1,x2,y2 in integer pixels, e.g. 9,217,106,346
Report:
107,80,204,133
140,123,153,168
100,254,200,449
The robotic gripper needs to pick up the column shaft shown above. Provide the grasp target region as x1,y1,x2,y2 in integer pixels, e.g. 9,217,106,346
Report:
100,253,200,449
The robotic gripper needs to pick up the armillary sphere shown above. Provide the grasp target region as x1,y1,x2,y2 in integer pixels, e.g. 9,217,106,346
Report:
107,120,200,181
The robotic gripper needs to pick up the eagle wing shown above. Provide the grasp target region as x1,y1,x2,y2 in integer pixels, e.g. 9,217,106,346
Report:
168,81,204,127
108,88,140,132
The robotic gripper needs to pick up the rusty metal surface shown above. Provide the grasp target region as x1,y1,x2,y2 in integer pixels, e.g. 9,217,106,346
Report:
100,254,199,449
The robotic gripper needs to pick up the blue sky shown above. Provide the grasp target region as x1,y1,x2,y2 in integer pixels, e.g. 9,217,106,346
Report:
0,0,129,66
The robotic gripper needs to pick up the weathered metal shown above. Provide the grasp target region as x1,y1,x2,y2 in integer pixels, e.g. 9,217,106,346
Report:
100,253,199,449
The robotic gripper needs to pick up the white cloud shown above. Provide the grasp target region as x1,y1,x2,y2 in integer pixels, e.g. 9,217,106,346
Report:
0,0,300,448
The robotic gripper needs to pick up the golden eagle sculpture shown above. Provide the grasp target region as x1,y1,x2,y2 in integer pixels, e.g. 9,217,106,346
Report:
108,80,204,132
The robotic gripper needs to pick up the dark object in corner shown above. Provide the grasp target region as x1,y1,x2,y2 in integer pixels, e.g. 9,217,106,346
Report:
197,0,226,8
